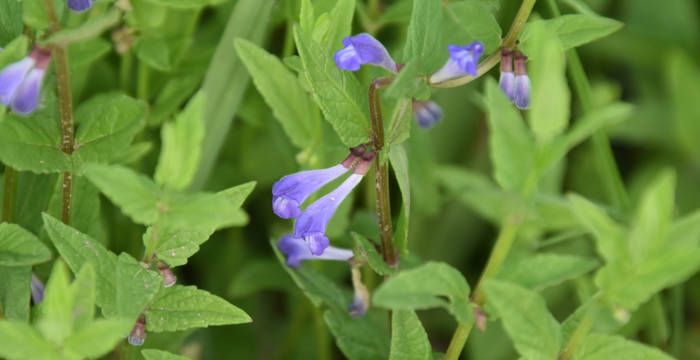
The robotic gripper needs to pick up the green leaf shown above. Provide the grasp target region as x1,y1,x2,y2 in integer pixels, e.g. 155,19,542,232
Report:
235,39,317,148
142,349,191,360
0,1,22,46
521,14,624,51
352,232,394,276
293,25,370,146
389,145,411,254
41,8,121,46
115,254,162,323
42,214,118,317
47,175,103,241
323,308,390,360
146,285,251,332
667,51,700,158
404,0,444,70
143,225,211,267
0,266,31,322
628,170,675,261
526,22,570,142
386,98,413,148
484,79,535,191
0,321,58,360
574,334,674,360
499,254,599,291
444,1,502,54
63,319,132,358
568,194,626,263
69,264,96,331
389,310,432,360
84,164,162,225
299,0,315,33
38,261,73,344
134,35,174,71
140,0,224,8
373,262,473,324
72,93,147,168
314,0,355,52
384,58,430,100
191,0,274,189
0,35,28,69
483,280,561,360
0,223,51,266
154,92,205,190
150,74,201,126
0,93,71,174
228,259,291,297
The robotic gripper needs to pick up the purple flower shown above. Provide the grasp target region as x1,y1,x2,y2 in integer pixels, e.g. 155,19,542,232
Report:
334,33,397,73
513,52,530,109
413,100,443,129
31,273,45,304
430,41,485,83
277,234,354,268
273,164,350,219
66,0,96,12
0,47,51,115
348,293,369,318
499,49,516,101
294,173,364,255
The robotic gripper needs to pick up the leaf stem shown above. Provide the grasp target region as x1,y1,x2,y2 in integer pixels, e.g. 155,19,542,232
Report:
559,311,593,360
44,0,76,225
431,0,536,88
369,77,397,267
2,166,17,222
544,0,631,211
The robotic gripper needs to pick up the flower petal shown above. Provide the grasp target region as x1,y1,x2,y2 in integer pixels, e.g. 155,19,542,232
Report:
272,164,349,219
0,58,34,106
11,68,45,115
334,33,397,73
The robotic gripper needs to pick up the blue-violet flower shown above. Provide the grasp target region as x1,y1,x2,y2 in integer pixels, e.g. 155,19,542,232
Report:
413,100,443,129
348,266,370,317
31,273,45,304
499,49,516,101
67,0,97,12
430,41,485,83
334,33,397,73
513,51,530,109
277,234,354,268
293,154,373,255
272,147,364,219
0,46,51,115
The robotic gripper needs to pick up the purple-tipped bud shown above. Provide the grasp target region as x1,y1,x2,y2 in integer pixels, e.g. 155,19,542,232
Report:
277,234,354,268
66,0,96,12
31,273,45,304
0,46,50,115
430,41,484,83
334,33,397,73
413,100,443,129
294,173,365,255
499,49,516,101
128,315,146,346
157,261,177,287
348,294,369,317
513,52,530,109
348,266,369,317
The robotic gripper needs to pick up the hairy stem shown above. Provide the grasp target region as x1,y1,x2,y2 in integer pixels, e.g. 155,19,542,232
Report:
431,0,536,88
369,77,396,267
44,0,75,225
2,167,17,222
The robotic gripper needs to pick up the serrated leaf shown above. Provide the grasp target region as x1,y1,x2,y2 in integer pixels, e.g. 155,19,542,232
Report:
444,1,502,53
146,285,251,332
389,310,432,360
404,0,444,70
0,266,31,321
154,92,205,190
484,79,535,191
386,98,413,147
574,334,674,360
144,225,211,267
63,319,132,358
0,321,58,360
389,146,411,254
352,232,394,276
42,214,118,317
483,280,561,360
628,170,675,260
69,264,96,331
84,164,162,225
315,0,354,52
0,223,51,266
142,349,191,360
116,253,161,323
324,308,390,360
385,58,430,100
499,254,599,291
521,14,623,51
373,262,473,324
293,25,369,146
38,261,72,344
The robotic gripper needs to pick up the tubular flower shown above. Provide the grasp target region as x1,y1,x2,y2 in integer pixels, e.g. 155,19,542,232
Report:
277,234,354,268
66,0,97,12
293,153,373,255
430,41,485,83
499,49,516,101
513,51,531,109
334,33,397,73
272,146,364,219
412,100,443,129
348,266,370,317
0,46,51,115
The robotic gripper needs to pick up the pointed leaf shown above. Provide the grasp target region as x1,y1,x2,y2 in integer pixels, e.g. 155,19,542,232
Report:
63,319,132,358
499,254,599,291
575,334,674,360
404,0,444,70
0,223,51,266
142,349,191,360
389,310,432,360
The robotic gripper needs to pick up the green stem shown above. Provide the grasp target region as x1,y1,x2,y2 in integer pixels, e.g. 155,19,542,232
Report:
545,0,630,211
2,167,17,223
670,285,684,357
431,0,536,88
369,77,396,267
44,0,75,225
560,311,593,360
120,50,133,94
443,216,523,360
